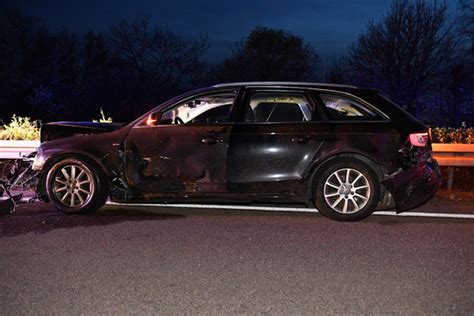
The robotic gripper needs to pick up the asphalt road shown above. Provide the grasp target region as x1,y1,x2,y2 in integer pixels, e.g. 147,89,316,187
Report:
1,201,473,315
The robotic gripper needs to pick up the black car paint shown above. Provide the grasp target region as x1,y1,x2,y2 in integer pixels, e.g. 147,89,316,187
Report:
36,83,440,212
40,121,126,142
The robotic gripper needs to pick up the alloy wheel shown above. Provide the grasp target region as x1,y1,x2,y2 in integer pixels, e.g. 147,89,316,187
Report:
52,164,95,208
323,168,371,214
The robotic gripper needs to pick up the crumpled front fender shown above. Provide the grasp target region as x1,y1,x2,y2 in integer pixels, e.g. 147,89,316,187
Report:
382,160,441,213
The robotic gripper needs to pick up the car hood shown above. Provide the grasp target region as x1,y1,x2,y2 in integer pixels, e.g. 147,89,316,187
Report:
40,121,127,142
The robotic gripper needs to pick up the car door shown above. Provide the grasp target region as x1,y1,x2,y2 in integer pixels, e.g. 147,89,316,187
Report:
124,89,239,198
226,88,328,195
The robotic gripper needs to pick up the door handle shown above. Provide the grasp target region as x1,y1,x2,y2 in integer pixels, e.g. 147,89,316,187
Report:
202,136,224,144
291,136,310,144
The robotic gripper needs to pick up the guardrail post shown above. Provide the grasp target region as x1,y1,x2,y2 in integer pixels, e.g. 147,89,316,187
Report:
447,166,454,190
432,143,474,190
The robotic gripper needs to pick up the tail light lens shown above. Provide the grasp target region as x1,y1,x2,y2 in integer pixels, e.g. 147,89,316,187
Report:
409,132,429,147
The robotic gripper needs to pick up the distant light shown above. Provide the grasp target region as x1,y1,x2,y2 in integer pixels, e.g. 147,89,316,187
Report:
266,147,279,153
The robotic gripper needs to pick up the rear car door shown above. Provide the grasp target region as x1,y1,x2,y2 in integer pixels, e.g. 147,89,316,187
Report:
124,89,239,198
226,88,328,195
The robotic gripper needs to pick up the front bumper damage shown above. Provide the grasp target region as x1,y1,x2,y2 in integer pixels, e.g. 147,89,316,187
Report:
382,160,441,213
0,153,39,214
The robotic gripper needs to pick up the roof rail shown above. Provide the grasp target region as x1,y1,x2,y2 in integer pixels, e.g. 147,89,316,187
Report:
212,81,358,89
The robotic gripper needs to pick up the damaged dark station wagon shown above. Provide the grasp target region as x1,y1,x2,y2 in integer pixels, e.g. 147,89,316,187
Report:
33,82,441,221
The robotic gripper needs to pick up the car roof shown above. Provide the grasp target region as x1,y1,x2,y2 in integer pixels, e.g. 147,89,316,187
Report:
212,81,359,90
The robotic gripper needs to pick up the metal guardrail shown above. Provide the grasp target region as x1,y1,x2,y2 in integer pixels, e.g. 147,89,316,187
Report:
0,141,473,161
0,140,40,159
432,144,474,189
432,144,474,167
0,141,472,188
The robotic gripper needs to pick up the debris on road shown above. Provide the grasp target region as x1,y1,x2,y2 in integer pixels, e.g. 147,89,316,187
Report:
0,183,22,214
0,153,39,215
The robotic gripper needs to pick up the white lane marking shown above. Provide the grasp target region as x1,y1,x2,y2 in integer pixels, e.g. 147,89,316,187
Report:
106,202,474,219
107,202,316,213
373,211,474,219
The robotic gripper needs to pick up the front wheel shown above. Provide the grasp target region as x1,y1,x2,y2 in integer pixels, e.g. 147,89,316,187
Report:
313,159,381,221
45,157,107,214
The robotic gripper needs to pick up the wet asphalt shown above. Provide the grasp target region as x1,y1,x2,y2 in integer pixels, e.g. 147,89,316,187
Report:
0,201,473,315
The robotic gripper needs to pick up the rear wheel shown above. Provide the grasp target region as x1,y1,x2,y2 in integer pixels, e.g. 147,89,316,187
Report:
45,157,107,214
313,159,381,221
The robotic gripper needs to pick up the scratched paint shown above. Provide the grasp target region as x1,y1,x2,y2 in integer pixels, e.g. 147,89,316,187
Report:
34,83,440,214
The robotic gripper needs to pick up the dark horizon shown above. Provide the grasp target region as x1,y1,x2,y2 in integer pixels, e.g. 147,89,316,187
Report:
1,0,471,127
4,0,460,63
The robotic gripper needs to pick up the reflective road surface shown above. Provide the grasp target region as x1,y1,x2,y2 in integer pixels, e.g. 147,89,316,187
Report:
1,201,473,314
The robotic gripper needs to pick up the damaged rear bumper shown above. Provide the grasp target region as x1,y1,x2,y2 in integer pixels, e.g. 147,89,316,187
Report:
382,160,441,213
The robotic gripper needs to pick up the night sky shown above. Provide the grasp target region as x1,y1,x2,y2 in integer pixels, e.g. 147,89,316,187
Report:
6,0,460,63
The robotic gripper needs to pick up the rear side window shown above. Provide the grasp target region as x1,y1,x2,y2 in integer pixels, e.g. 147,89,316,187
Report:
244,92,312,123
320,94,380,120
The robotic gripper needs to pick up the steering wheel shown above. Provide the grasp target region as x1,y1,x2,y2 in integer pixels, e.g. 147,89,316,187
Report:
174,117,184,125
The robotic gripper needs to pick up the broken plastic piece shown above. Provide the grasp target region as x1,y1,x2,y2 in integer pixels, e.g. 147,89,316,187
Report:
0,193,23,215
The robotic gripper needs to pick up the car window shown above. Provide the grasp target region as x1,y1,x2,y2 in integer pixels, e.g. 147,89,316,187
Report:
319,94,379,120
160,91,236,125
244,92,312,123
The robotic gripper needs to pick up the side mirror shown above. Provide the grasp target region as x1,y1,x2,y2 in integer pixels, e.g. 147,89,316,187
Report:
146,111,161,126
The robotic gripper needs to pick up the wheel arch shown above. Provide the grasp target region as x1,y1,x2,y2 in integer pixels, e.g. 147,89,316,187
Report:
306,152,384,201
38,152,110,201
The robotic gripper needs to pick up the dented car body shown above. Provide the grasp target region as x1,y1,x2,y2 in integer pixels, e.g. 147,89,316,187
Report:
33,82,441,221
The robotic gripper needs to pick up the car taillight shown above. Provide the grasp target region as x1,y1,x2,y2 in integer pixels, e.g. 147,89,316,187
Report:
409,132,429,147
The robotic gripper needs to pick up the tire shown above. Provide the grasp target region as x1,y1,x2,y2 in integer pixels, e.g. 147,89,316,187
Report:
313,158,381,221
45,157,107,214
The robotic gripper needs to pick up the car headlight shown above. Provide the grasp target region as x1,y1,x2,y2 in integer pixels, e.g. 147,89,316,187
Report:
32,147,46,171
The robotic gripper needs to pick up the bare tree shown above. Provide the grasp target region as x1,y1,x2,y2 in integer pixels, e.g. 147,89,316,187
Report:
458,0,474,50
110,15,208,105
455,0,474,126
324,56,350,84
348,0,460,116
0,8,41,115
214,26,319,82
